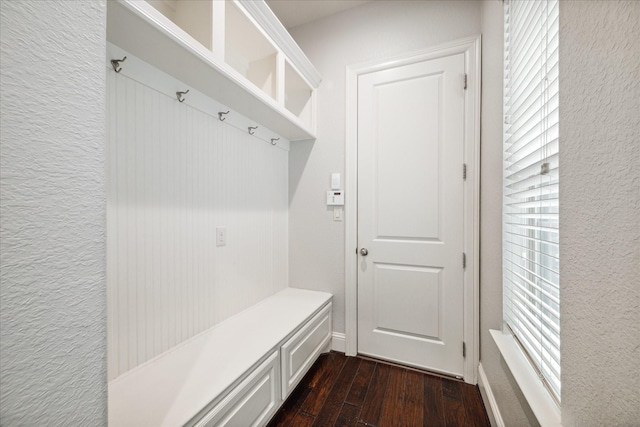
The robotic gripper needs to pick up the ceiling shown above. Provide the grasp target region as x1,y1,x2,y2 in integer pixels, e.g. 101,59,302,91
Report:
265,0,370,29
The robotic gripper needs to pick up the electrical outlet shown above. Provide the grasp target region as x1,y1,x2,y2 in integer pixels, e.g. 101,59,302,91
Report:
216,226,226,246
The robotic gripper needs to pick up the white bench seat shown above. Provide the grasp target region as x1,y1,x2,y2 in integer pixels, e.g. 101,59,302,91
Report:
108,288,332,427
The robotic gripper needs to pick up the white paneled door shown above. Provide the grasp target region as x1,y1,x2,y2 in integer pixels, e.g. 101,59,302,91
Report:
357,53,466,377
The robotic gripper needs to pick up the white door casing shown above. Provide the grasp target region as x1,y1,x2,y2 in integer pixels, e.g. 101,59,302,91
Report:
345,36,480,384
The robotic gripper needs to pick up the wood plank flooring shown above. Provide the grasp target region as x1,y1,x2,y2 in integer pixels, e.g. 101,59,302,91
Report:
267,352,490,427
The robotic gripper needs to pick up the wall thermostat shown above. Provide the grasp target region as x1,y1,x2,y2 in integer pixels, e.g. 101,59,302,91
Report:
326,190,344,206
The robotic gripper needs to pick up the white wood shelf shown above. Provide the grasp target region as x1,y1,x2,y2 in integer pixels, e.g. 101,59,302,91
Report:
107,0,321,141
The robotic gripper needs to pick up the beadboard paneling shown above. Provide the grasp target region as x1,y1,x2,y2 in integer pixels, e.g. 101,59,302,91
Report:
107,63,288,380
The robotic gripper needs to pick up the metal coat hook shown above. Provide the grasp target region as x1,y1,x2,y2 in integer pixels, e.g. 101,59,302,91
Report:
111,56,127,73
248,126,258,135
218,111,229,121
270,138,280,146
176,90,189,103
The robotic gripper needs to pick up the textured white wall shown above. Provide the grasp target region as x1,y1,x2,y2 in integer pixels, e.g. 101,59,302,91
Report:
559,1,640,425
287,0,481,334
107,66,289,379
478,1,539,425
0,0,107,425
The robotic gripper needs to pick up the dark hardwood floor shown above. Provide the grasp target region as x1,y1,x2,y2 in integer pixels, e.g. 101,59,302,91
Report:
267,351,490,427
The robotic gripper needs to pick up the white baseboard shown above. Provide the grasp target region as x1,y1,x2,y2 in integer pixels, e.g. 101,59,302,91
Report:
331,332,346,353
478,363,505,427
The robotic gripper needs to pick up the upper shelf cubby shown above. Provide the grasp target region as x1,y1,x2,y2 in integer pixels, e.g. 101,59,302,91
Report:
106,0,322,141
225,2,278,100
146,0,214,50
285,60,314,130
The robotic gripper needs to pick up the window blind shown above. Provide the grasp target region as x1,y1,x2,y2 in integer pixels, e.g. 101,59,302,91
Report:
503,0,560,404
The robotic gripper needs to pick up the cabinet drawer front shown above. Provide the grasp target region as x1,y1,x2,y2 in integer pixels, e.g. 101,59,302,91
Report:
281,303,332,399
195,351,280,427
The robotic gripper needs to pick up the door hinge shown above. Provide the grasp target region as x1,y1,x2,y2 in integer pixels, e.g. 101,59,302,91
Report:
463,252,466,269
463,341,466,358
463,163,467,180
463,74,468,90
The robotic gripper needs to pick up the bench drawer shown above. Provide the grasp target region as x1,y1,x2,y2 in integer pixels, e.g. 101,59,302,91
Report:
194,351,280,427
281,303,332,399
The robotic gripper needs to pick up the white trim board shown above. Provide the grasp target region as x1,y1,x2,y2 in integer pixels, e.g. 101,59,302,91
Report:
331,332,346,353
344,35,481,384
490,330,562,427
478,363,505,427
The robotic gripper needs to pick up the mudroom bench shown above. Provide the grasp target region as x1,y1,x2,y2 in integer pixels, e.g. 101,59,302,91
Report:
108,288,333,427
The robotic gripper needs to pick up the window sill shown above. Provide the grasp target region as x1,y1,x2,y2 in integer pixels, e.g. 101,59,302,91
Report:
490,329,562,427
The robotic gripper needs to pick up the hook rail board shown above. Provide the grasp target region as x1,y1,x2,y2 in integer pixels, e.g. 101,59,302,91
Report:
107,43,291,151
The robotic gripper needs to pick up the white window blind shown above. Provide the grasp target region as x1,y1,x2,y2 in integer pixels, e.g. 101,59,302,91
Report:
503,0,560,404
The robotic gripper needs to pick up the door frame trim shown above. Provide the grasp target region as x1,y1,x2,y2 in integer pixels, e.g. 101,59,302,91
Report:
344,35,481,384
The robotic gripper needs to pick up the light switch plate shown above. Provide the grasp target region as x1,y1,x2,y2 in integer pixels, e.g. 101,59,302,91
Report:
333,207,343,221
216,226,226,246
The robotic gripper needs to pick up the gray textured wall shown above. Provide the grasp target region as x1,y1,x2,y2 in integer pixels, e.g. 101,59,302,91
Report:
559,1,640,425
0,1,107,425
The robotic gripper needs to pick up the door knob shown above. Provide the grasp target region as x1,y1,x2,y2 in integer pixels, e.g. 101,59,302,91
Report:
360,248,369,256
